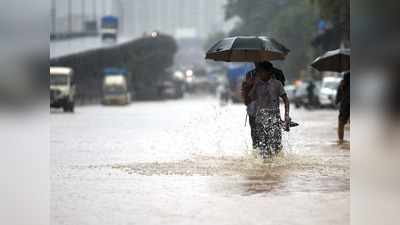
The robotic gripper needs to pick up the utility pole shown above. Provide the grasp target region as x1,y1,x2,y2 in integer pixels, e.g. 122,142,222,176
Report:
82,0,85,25
116,0,124,34
51,0,56,34
102,0,105,16
93,0,97,21
68,0,72,33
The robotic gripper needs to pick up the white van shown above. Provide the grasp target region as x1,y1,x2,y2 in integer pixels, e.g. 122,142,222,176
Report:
50,67,75,112
318,76,342,108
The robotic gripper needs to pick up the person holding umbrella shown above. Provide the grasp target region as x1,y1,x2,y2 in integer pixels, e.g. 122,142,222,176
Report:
247,62,290,157
336,72,350,143
311,48,350,144
241,61,288,149
205,36,294,157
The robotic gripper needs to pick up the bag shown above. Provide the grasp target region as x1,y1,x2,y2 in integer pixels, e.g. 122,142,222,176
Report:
246,101,257,117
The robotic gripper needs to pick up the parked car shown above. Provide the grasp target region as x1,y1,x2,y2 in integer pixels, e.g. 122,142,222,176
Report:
284,84,296,101
318,76,341,108
293,81,321,109
158,80,184,99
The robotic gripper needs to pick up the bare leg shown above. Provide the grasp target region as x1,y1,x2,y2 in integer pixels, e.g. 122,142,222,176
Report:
338,119,345,144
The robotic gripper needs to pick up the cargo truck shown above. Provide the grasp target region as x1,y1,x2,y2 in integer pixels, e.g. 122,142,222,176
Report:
101,16,118,41
102,68,131,105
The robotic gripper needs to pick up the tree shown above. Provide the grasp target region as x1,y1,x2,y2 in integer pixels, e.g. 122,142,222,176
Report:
269,1,317,81
225,0,318,81
309,0,350,43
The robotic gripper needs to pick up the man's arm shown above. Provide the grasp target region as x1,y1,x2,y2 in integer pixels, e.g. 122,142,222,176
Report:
281,94,290,131
282,94,290,121
241,71,255,105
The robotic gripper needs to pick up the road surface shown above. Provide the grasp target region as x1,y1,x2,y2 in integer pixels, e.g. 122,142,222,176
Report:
51,96,349,225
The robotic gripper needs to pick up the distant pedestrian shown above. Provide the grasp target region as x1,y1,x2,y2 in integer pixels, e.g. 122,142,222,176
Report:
217,83,230,105
336,72,350,143
306,81,316,108
248,62,290,158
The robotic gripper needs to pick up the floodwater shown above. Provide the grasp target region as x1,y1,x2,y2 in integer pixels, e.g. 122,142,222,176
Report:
51,96,349,225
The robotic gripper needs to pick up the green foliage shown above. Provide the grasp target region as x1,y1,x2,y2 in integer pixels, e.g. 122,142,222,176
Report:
309,0,350,46
269,1,317,81
225,0,318,81
309,0,348,23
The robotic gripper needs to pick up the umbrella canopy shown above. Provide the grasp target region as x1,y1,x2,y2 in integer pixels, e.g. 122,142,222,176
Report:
205,36,290,62
311,48,350,72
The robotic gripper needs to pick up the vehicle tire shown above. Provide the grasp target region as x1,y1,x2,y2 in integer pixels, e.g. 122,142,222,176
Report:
63,101,74,112
69,101,75,112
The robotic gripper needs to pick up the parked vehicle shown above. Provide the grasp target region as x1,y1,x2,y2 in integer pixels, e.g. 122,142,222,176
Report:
184,67,217,94
293,81,321,109
284,84,296,101
318,76,341,108
101,16,118,41
102,68,131,105
50,67,75,112
158,80,184,99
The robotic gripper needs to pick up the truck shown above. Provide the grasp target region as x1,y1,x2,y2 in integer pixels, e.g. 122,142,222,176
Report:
226,63,253,103
101,16,118,41
102,68,131,105
50,67,75,112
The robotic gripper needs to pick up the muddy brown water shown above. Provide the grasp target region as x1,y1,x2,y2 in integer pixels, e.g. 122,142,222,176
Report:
51,98,350,225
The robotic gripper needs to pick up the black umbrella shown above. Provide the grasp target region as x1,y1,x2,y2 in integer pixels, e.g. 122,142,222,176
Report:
311,48,350,72
205,36,290,62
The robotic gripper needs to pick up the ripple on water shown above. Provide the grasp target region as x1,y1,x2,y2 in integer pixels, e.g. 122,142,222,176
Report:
109,152,349,194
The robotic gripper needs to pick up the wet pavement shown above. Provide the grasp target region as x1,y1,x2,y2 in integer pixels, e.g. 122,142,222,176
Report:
51,96,349,225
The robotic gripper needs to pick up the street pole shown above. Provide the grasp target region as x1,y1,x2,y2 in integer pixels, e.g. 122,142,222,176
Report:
102,0,105,16
81,0,86,32
68,0,72,33
93,0,97,21
115,0,123,34
51,0,56,34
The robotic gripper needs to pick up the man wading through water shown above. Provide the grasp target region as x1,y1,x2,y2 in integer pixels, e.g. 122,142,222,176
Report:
242,61,290,158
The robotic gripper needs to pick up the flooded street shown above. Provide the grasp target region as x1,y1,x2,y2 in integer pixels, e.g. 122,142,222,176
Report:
51,97,349,225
